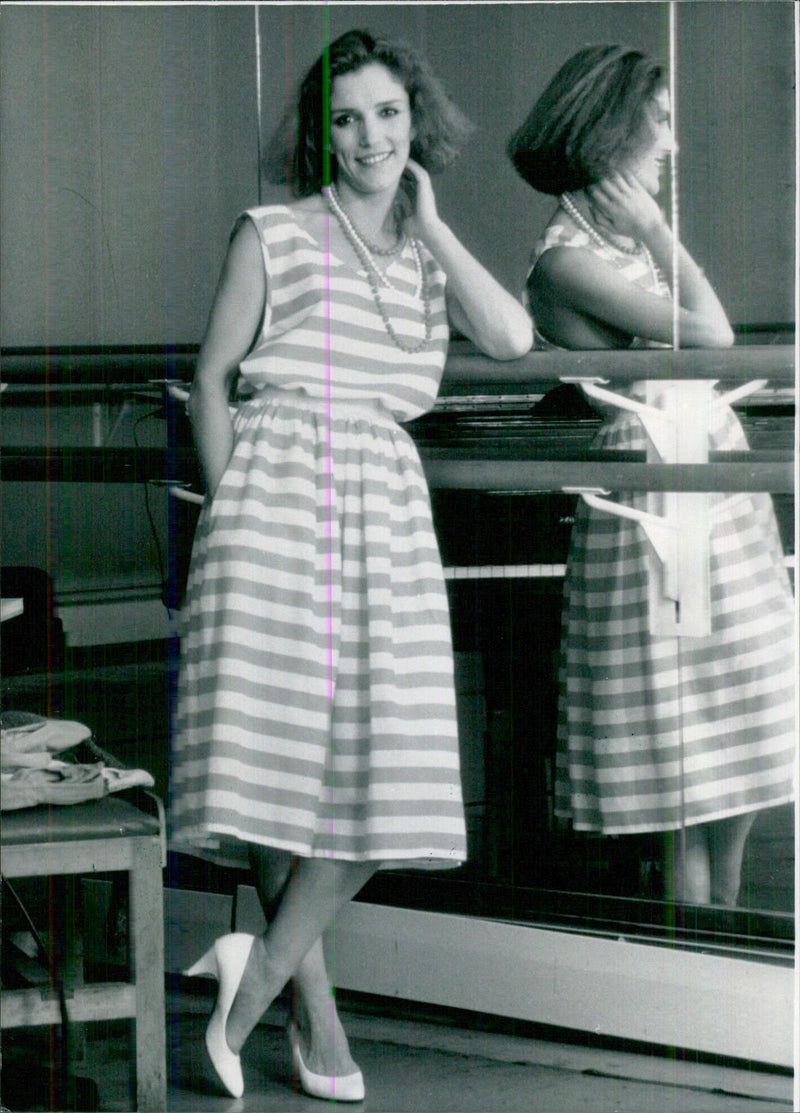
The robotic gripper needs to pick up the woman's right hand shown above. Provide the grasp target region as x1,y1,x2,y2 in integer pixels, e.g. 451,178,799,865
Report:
587,171,665,243
398,159,443,243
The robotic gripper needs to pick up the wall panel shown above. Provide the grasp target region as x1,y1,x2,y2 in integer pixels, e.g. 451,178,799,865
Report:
1,4,793,345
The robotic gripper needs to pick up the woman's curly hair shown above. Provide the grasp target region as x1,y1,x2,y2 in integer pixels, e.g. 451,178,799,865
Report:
265,28,474,196
507,45,665,196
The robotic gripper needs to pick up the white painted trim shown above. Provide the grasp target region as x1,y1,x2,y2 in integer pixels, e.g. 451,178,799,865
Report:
165,887,794,1069
322,903,794,1069
56,596,171,646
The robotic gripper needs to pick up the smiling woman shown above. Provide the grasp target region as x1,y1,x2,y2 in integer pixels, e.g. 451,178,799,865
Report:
329,65,415,203
281,27,474,197
171,25,530,1103
0,2,793,1088
293,63,417,278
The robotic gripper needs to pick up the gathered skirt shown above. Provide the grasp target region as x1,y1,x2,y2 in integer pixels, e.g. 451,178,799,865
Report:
555,394,795,834
171,389,467,868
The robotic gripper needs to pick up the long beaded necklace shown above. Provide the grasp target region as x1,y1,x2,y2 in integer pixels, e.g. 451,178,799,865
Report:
326,184,419,293
327,184,406,257
559,191,666,296
324,184,433,355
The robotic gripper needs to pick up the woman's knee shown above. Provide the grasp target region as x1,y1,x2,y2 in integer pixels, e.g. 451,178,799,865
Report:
250,844,293,914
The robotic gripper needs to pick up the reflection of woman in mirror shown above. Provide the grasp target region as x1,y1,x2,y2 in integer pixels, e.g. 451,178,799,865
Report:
171,28,531,1102
508,46,795,906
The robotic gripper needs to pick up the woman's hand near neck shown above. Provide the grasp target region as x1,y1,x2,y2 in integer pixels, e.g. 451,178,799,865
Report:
394,159,445,246
562,172,733,348
326,159,531,361
333,158,446,253
396,160,532,359
581,173,665,250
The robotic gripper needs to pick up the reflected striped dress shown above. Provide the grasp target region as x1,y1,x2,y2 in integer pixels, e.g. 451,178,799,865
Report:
531,217,796,835
171,204,467,868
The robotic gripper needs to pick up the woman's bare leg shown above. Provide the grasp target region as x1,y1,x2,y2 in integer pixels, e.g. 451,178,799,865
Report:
248,845,360,1075
291,938,359,1076
708,812,757,906
664,825,711,904
225,856,379,1054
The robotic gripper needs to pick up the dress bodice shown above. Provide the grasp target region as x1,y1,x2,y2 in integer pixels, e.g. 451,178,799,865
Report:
236,205,451,423
526,211,671,352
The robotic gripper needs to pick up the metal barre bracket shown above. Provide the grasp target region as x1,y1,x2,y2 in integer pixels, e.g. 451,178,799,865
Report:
561,381,716,637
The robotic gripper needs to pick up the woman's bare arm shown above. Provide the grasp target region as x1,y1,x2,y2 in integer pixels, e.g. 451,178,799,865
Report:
188,219,266,496
531,242,732,349
404,160,533,360
580,171,734,348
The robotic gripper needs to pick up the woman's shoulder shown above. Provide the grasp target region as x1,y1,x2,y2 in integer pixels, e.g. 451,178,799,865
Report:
234,202,332,264
237,203,299,235
527,217,621,304
530,212,610,268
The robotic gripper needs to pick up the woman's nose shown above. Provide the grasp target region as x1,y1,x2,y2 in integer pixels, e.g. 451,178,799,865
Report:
359,117,379,146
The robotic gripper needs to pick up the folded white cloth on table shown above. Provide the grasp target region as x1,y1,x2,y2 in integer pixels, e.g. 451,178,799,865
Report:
0,712,155,809
1,712,92,768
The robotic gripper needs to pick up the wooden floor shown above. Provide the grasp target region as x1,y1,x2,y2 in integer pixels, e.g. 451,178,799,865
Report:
1,989,794,1112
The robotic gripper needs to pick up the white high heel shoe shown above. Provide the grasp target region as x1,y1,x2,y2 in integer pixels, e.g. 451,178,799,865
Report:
184,932,256,1099
289,1020,365,1103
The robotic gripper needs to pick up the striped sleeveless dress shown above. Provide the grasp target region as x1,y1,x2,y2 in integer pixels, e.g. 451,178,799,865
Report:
171,204,467,869
530,216,795,835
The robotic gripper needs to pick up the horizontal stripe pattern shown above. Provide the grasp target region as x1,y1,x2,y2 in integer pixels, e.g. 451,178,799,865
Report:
172,207,465,867
534,217,796,834
555,417,795,834
237,206,450,422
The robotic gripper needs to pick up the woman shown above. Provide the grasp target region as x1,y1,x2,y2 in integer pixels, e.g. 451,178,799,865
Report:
508,46,794,907
172,29,532,1102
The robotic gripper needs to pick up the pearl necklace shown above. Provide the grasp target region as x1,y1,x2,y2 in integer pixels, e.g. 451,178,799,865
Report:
324,185,433,355
327,184,406,256
325,184,421,297
559,191,666,296
560,191,640,255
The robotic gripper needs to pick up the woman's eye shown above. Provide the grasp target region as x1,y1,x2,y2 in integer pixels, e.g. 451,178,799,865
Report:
380,107,399,117
332,115,352,128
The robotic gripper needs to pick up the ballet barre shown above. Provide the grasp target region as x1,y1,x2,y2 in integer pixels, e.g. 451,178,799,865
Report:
421,457,793,493
3,342,792,639
0,340,794,389
439,342,794,394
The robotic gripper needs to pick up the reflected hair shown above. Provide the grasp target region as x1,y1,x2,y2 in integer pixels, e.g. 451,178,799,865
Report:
264,28,473,197
507,45,665,195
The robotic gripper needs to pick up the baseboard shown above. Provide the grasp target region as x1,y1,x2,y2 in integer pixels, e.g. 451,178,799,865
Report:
164,887,794,1069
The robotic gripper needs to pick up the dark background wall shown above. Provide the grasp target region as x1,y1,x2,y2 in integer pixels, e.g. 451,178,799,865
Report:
1,2,795,349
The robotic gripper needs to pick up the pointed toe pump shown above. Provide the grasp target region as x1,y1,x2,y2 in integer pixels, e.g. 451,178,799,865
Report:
184,932,257,1099
290,1020,365,1103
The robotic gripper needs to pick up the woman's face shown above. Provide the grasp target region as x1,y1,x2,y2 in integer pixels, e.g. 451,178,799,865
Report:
623,86,674,195
330,62,414,199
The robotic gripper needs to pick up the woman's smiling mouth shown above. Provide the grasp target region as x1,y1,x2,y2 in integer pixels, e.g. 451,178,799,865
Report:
358,151,393,166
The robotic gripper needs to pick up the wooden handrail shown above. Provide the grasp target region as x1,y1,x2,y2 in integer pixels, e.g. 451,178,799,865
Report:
1,343,794,493
1,447,793,492
1,340,795,388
